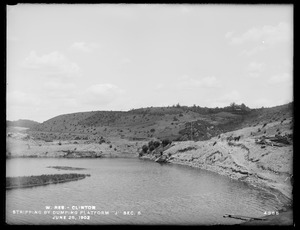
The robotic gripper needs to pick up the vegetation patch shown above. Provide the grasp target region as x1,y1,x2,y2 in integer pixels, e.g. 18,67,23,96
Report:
47,166,86,171
6,173,90,189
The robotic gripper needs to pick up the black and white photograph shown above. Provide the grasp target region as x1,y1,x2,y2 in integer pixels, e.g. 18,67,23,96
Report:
6,3,293,225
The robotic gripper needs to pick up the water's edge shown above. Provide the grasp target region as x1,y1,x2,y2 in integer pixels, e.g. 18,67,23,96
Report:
138,155,293,225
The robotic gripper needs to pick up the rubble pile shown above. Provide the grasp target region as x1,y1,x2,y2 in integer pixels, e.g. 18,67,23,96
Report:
255,134,292,147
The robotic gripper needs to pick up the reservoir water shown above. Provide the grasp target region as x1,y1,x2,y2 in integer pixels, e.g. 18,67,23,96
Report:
6,158,283,225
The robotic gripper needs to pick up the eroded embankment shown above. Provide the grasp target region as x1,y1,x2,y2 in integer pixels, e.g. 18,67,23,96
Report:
140,122,293,207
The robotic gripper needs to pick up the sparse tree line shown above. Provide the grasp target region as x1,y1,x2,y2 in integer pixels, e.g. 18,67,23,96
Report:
129,102,251,116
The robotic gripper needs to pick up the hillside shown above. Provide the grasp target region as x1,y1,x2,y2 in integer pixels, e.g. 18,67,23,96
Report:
28,103,293,143
7,119,40,128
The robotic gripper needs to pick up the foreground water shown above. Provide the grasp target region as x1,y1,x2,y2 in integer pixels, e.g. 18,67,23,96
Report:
6,158,283,225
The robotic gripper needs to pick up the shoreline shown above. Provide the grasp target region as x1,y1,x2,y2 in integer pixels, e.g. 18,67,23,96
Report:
140,154,292,204
139,154,293,225
6,153,138,159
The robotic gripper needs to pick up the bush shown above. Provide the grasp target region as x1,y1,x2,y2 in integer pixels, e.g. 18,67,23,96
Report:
149,146,155,151
162,139,172,147
153,141,160,148
99,139,105,144
142,145,148,153
150,128,155,133
148,140,154,147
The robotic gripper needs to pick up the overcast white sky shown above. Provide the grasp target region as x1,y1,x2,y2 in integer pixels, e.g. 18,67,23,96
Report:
7,4,293,122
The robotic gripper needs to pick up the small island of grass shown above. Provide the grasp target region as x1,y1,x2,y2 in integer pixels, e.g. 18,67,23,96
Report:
6,173,90,189
47,166,86,171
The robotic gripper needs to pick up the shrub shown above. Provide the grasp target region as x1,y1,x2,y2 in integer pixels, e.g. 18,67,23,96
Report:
162,139,172,147
149,146,155,151
150,128,155,133
153,141,160,148
99,139,105,144
148,140,154,147
142,145,148,153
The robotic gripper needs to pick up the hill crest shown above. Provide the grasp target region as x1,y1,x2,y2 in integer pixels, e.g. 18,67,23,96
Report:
29,102,293,142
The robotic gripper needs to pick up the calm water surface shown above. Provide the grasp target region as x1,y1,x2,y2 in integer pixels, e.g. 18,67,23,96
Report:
6,158,283,225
